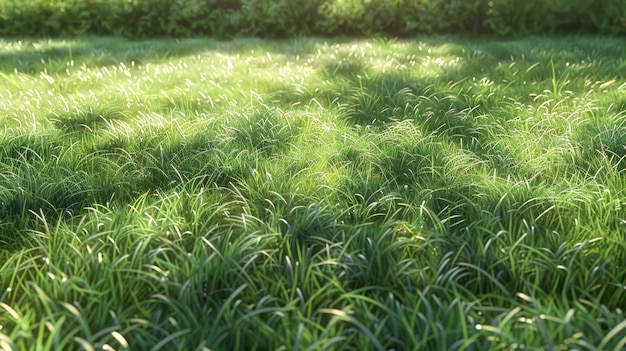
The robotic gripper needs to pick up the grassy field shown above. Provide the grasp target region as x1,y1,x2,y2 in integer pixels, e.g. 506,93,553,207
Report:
0,35,625,350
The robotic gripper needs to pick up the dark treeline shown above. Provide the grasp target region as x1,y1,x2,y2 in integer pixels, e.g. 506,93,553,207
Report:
1,0,625,38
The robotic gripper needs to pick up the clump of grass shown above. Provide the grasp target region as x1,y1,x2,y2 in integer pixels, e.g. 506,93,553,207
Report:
1,35,626,350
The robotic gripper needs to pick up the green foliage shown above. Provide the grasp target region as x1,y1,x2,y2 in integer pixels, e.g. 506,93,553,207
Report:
484,0,626,35
583,0,626,35
314,0,481,36
1,0,624,37
1,35,626,349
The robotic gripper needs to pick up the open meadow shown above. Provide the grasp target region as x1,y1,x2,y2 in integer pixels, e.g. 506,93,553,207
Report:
1,35,626,350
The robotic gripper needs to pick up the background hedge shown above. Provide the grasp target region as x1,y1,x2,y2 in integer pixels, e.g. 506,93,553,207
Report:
0,0,625,38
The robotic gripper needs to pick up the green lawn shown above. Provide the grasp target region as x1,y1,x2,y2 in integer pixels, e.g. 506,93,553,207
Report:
0,35,625,350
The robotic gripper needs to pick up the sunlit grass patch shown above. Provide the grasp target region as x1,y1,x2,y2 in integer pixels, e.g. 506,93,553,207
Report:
1,35,626,350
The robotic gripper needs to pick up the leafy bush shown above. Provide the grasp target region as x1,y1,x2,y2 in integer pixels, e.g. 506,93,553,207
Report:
0,0,624,37
583,0,626,34
314,0,483,36
484,0,626,35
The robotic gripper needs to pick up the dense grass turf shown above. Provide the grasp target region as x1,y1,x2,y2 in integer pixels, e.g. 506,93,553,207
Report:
1,35,625,350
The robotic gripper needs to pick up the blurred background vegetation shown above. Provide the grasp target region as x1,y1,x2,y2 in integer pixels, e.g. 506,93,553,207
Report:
0,0,625,38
